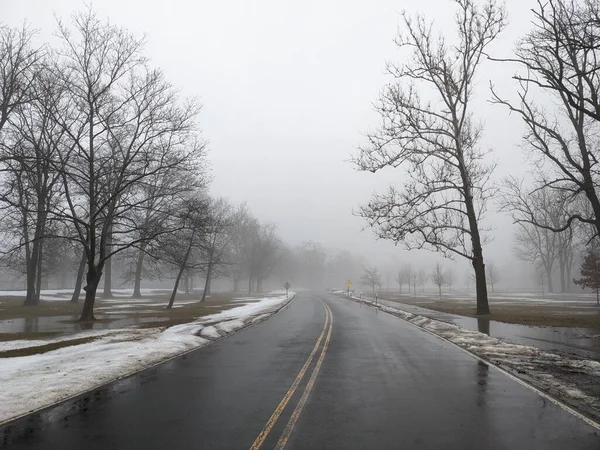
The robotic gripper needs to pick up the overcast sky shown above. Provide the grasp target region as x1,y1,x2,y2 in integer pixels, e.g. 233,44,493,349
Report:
1,0,541,284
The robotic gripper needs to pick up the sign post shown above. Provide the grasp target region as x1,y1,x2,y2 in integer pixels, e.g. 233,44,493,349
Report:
346,280,352,298
283,282,291,299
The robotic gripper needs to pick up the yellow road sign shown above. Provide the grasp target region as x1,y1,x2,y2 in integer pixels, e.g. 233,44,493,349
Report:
346,280,352,287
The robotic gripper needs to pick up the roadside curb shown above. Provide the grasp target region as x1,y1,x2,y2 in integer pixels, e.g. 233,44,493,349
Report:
334,293,600,431
0,293,297,427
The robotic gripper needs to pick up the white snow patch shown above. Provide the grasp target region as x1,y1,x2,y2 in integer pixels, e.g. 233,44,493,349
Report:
200,326,220,339
0,291,295,424
215,319,245,334
251,314,271,324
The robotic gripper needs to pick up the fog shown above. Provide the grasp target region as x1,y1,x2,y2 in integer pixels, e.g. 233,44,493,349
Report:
0,0,567,291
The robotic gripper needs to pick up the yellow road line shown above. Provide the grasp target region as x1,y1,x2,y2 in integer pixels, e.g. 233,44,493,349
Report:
274,302,333,449
249,301,330,450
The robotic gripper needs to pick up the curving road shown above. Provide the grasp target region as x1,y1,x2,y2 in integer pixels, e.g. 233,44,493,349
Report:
1,292,599,449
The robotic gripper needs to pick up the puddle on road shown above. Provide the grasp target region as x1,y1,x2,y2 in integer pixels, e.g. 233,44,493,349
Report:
381,301,600,361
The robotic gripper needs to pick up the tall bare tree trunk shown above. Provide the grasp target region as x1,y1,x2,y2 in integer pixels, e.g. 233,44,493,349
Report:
102,225,113,299
167,239,193,309
35,242,43,303
23,212,42,306
463,171,490,314
559,253,566,293
201,262,213,303
71,251,86,303
132,243,147,298
79,264,103,321
545,263,554,293
168,266,187,309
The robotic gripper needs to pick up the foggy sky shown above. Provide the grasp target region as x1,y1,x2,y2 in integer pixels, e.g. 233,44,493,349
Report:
1,0,541,285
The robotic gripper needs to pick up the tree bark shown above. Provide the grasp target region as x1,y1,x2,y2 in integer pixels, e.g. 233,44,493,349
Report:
168,265,187,309
201,262,213,302
248,276,252,295
167,239,193,309
79,265,102,321
132,243,147,298
35,241,43,303
546,263,554,293
102,225,113,299
465,199,489,314
472,257,489,315
233,278,239,293
24,255,38,306
559,253,566,293
71,251,86,303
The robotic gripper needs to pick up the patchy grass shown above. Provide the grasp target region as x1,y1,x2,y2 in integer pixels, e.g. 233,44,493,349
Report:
0,299,81,320
0,332,62,342
380,293,600,329
0,336,98,358
0,290,270,341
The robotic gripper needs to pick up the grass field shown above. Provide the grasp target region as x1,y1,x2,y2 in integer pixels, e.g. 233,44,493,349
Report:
378,291,600,329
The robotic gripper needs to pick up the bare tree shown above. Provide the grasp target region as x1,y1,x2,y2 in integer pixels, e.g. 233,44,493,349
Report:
515,224,558,293
353,0,506,315
200,198,234,302
161,196,210,309
445,268,454,294
411,273,418,297
503,182,575,293
0,63,64,305
227,204,254,293
248,223,280,293
492,0,600,240
486,261,500,293
127,171,206,298
361,266,382,294
0,24,43,134
295,241,328,289
402,264,413,294
395,269,405,294
431,262,447,300
417,268,427,293
49,9,205,320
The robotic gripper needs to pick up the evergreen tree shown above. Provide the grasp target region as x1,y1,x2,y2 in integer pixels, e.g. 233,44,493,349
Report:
573,251,600,305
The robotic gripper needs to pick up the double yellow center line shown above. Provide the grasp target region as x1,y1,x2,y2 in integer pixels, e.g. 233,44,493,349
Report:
250,301,333,450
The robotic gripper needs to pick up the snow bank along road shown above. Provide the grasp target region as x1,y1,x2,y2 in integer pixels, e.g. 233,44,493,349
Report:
1,292,599,449
0,292,294,425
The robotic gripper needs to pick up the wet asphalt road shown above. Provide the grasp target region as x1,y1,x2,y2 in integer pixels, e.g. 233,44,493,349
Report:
1,292,599,449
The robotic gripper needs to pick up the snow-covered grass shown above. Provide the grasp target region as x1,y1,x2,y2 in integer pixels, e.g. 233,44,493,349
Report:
341,293,600,422
0,291,295,424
